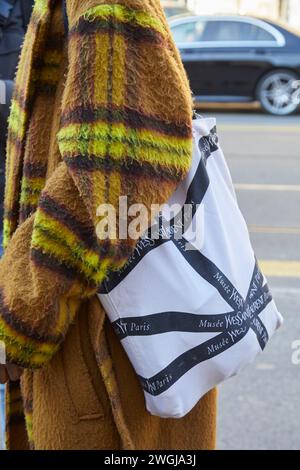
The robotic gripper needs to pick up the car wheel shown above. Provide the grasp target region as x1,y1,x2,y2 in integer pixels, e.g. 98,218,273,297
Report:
257,70,300,116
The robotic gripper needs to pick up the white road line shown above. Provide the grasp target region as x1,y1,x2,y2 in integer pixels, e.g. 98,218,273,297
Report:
249,225,300,235
235,183,300,192
219,125,300,133
271,287,300,296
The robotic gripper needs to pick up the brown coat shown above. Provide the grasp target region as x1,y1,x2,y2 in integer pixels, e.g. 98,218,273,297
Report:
19,301,217,450
1,0,217,450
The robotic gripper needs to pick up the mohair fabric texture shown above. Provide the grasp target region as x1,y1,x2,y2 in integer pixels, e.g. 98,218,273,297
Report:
0,0,217,449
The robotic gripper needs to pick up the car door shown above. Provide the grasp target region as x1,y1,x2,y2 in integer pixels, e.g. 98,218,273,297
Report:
171,18,283,100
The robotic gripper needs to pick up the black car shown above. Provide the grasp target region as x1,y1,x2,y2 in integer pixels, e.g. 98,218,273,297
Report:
169,15,300,115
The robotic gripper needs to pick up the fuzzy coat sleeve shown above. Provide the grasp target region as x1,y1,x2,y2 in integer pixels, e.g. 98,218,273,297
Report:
0,1,193,368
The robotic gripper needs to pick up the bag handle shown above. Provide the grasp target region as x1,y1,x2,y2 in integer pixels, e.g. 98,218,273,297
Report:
62,0,68,35
20,0,34,31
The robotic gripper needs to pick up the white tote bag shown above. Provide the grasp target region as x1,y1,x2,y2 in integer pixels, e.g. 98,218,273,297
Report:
98,117,283,418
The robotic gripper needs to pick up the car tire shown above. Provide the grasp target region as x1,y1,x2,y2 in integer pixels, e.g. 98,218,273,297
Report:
256,69,300,116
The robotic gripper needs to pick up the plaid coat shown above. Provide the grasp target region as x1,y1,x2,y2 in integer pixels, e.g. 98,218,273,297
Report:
0,0,217,449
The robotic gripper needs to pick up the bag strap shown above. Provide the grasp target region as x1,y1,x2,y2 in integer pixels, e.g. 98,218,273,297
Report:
20,0,34,31
62,0,68,35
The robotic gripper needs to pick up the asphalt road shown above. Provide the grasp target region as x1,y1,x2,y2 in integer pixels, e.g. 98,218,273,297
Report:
204,110,300,450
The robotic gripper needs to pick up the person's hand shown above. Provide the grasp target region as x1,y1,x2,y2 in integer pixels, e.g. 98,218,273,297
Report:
0,364,23,384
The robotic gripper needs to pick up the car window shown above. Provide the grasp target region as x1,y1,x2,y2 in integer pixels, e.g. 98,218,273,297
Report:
171,20,206,43
202,20,276,42
252,25,276,41
165,8,190,18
